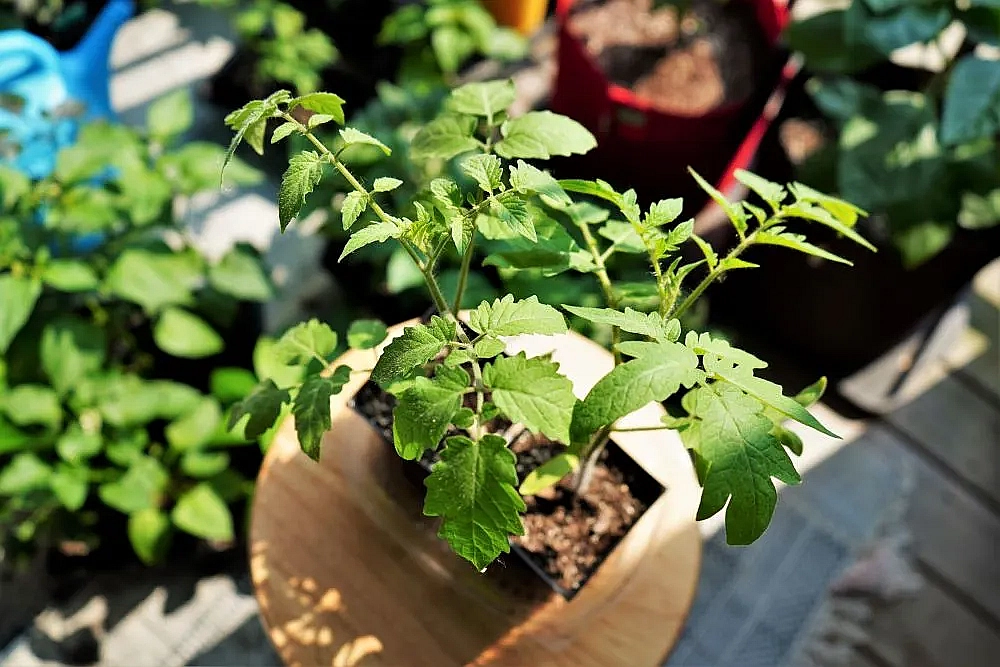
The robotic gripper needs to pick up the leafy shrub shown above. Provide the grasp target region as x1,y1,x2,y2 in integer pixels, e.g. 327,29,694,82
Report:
0,91,271,564
225,81,871,569
787,0,1000,266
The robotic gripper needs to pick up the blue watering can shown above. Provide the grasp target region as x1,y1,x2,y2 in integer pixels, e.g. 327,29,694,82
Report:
0,0,134,179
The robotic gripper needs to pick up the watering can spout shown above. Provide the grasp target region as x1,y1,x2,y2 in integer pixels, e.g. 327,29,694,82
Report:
59,0,135,120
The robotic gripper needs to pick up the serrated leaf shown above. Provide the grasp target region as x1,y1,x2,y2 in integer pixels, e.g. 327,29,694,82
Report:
293,369,351,460
734,169,786,210
690,234,718,270
373,177,403,193
469,295,567,337
410,114,479,160
461,154,503,193
371,316,456,386
689,168,748,235
679,383,800,545
154,308,224,359
339,221,401,260
756,230,851,265
783,201,876,251
347,320,388,350
483,214,595,276
447,80,516,117
274,319,338,365
340,127,391,155
223,99,273,173
279,151,325,231
520,452,579,495
228,380,291,439
572,341,701,443
495,111,597,160
0,275,40,354
424,434,525,569
563,306,679,342
271,121,298,143
644,199,683,228
710,364,835,437
444,349,475,367
483,353,576,443
171,483,234,541
598,220,645,254
490,192,536,241
393,367,468,460
508,160,571,208
129,509,172,565
290,92,346,125
341,191,368,230
473,336,506,359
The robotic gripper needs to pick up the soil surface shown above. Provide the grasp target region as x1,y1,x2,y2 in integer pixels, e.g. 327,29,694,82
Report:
352,379,658,595
568,0,769,115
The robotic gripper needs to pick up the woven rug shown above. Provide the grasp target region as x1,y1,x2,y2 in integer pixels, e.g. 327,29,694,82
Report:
667,425,921,667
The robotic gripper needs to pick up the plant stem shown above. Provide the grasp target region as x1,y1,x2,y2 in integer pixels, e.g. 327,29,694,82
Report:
576,220,623,365
610,424,671,433
452,237,477,313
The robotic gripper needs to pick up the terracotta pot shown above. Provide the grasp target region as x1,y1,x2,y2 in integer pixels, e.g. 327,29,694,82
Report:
549,0,790,211
483,0,550,35
249,319,702,666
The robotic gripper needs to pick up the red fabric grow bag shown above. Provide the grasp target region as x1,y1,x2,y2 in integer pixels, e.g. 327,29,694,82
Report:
550,0,790,207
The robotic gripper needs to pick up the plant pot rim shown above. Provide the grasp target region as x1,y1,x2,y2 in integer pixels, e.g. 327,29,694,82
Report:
249,316,703,666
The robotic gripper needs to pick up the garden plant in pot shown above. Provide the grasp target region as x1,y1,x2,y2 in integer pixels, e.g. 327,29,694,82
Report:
549,0,790,208
225,80,869,664
711,0,1000,411
0,91,269,616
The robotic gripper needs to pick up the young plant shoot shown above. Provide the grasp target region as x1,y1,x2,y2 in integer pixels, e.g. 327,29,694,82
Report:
225,81,872,570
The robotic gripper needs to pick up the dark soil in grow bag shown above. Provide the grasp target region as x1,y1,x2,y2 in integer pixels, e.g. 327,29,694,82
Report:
352,378,663,598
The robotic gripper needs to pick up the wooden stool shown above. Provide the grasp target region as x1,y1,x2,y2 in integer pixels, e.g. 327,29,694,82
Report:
249,325,702,666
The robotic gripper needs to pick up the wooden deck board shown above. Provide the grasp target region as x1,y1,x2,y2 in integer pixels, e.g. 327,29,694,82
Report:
954,293,1000,401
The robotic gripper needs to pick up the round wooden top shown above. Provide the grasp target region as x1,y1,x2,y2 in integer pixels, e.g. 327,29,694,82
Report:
250,324,702,666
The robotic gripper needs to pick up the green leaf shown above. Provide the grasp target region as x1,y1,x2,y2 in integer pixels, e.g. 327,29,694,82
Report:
371,316,456,386
342,191,368,230
99,457,168,514
598,220,646,254
50,464,88,511
785,9,882,74
42,261,99,292
279,151,325,231
290,92,346,125
1,385,62,428
489,192,536,241
105,250,199,314
95,377,201,427
308,114,335,129
154,308,224,359
57,427,102,464
473,336,506,359
41,317,106,395
271,121,298,144
228,380,291,440
209,246,273,301
941,55,1000,146
861,3,950,56
519,452,579,496
339,127,391,155
483,214,595,276
572,341,701,443
895,219,953,267
734,170,786,210
393,367,468,460
483,353,576,443
461,154,503,193
373,177,403,193
447,80,516,117
410,114,480,160
495,111,597,160
782,201,877,251
0,164,29,210
273,319,338,365
0,453,51,495
563,306,680,342
773,424,804,457
508,160,572,208
959,189,1000,230
424,434,525,569
129,509,172,565
469,295,567,338
147,88,193,141
181,450,230,478
253,338,304,389
166,398,223,451
755,231,852,265
679,383,800,545
432,23,476,73
347,320,388,350
787,182,867,228
223,99,273,171
293,368,351,460
339,220,402,260
689,168,748,235
171,483,234,541
0,275,40,354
